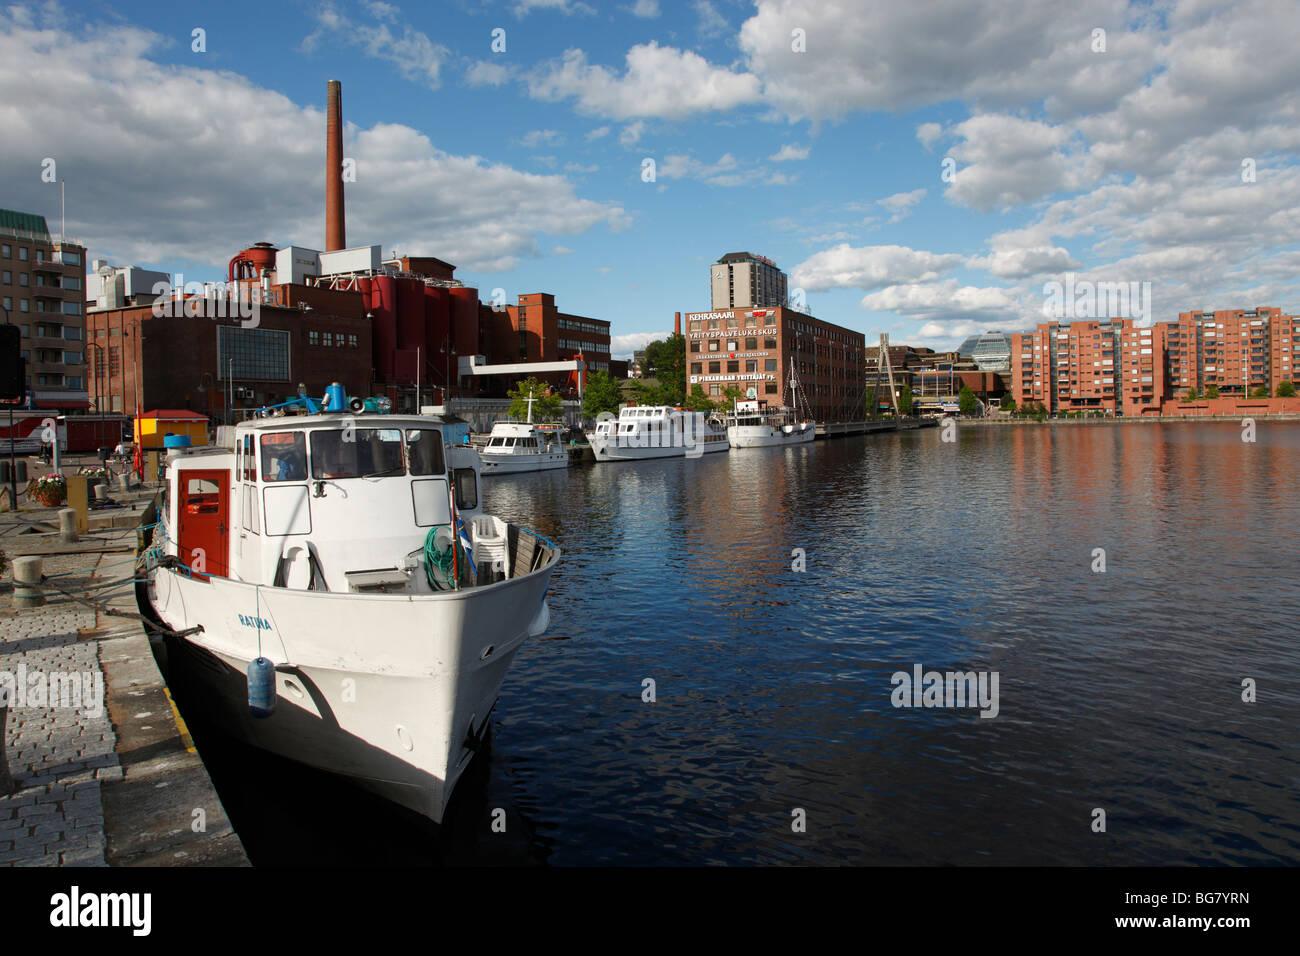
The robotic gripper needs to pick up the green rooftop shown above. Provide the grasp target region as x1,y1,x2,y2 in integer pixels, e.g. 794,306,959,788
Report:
0,208,50,235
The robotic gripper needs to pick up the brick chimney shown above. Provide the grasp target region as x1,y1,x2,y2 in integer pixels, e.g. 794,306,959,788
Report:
674,311,681,335
326,80,346,251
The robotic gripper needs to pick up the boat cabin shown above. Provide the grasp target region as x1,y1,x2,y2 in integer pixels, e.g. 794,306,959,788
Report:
160,415,485,593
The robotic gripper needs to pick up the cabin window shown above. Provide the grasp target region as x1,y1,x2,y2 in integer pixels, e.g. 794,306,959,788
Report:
488,437,504,447
405,429,445,476
187,477,221,495
311,428,404,479
260,432,307,482
453,468,477,510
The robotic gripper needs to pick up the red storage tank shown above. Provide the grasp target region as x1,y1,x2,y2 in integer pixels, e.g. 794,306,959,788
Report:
367,276,398,381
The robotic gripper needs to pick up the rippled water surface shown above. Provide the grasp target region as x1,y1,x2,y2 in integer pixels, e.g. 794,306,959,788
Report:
190,423,1300,866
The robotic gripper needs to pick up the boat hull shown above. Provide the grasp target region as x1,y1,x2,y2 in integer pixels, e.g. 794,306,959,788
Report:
142,562,554,823
727,423,816,447
479,451,570,474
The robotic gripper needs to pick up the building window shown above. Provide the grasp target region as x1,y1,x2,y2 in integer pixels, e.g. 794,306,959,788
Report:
19,299,28,313
218,326,291,381
689,341,700,352
111,396,122,412
63,351,81,365
348,334,358,348
18,248,27,261
727,361,739,373
708,340,719,352
2,271,9,283
726,315,738,329
726,340,738,352
765,382,778,394
108,346,121,376
309,330,319,346
336,334,345,347
746,360,757,372
18,273,28,286
67,376,82,389
745,337,757,350
765,359,777,371
1,245,8,258
690,363,702,375
322,332,332,347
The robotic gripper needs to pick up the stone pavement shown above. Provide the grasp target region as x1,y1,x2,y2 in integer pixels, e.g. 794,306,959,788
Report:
1,509,247,867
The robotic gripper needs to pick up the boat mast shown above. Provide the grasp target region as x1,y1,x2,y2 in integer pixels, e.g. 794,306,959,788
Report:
525,390,535,424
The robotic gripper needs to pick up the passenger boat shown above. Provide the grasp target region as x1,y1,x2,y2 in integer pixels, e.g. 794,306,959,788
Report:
726,359,817,447
725,400,815,447
478,394,571,475
587,404,729,461
136,385,560,824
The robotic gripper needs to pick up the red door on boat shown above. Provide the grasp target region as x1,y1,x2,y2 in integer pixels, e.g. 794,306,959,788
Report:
177,470,230,580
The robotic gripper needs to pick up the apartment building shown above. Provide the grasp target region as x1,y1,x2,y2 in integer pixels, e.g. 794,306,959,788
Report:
710,252,789,311
0,208,88,410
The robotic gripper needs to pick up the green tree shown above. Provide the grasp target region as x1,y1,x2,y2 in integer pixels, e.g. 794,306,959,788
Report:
642,334,687,405
682,384,715,411
1184,387,1199,401
1249,386,1269,398
507,377,563,421
897,384,914,416
1205,384,1220,400
719,385,744,409
1000,394,1016,413
1034,402,1048,422
1277,380,1296,398
957,384,978,416
581,370,623,418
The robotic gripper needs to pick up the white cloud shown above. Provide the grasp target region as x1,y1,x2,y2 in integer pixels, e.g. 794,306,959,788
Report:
304,2,448,89
619,121,646,147
586,126,612,141
916,122,944,151
694,0,730,38
512,0,596,17
517,129,564,148
552,245,575,256
944,114,1083,211
630,0,660,18
528,42,762,120
860,280,1021,322
792,244,964,292
658,153,786,187
769,144,810,161
0,9,628,275
465,60,513,87
612,331,668,358
968,245,1082,279
878,188,926,222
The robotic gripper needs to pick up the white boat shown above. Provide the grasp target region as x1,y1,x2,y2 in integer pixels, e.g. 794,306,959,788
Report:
725,401,815,447
726,359,817,447
137,389,559,824
478,394,571,475
587,405,729,461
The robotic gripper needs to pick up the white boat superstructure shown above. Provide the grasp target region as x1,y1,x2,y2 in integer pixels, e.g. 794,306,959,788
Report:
478,394,571,475
725,400,816,447
587,405,729,461
138,405,560,823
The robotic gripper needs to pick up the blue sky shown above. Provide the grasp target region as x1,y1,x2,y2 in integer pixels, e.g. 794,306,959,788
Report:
3,0,1298,357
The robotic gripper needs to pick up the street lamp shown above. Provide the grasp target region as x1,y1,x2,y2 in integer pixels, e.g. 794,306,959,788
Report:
1,303,16,508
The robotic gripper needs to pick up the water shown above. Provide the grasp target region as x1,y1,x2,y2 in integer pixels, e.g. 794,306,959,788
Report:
187,422,1300,865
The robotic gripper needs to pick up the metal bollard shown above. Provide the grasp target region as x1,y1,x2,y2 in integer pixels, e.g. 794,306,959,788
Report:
92,483,109,503
13,556,44,609
58,508,78,543
117,473,132,493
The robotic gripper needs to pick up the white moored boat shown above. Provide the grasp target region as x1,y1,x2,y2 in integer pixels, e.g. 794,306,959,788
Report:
137,385,560,824
587,405,729,461
478,394,571,475
726,359,817,447
725,402,815,447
